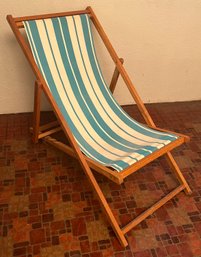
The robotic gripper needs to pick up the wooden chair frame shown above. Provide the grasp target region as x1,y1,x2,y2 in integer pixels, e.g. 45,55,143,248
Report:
7,6,192,247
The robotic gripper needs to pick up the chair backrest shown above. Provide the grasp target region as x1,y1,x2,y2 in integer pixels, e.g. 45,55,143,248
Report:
23,14,177,171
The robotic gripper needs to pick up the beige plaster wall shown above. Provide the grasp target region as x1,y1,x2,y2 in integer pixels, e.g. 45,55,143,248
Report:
1,0,201,114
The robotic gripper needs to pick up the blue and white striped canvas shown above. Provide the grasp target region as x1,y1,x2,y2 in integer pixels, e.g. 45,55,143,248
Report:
23,14,178,172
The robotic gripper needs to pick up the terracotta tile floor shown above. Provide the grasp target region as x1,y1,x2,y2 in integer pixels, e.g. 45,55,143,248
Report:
0,101,201,257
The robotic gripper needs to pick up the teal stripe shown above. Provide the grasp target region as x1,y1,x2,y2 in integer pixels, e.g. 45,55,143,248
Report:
72,15,165,155
56,17,155,156
52,18,139,155
42,19,136,162
26,20,127,170
71,16,161,157
78,15,165,147
81,14,177,142
24,15,179,172
24,22,42,73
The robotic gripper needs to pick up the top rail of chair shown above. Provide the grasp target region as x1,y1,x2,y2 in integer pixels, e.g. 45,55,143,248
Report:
8,7,91,28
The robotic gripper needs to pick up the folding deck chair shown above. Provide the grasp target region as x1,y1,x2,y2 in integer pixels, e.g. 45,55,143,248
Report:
7,7,192,247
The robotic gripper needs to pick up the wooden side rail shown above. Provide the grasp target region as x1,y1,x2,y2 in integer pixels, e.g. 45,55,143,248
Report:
109,58,124,93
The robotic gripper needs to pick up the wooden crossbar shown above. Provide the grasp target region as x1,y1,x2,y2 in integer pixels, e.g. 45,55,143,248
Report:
38,127,62,139
14,9,90,29
122,184,185,234
30,121,60,138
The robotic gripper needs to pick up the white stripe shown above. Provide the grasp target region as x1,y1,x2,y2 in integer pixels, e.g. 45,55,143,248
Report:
72,15,168,147
45,19,144,160
36,19,141,163
24,21,48,86
84,15,177,140
56,18,148,154
24,17,177,172
24,21,123,170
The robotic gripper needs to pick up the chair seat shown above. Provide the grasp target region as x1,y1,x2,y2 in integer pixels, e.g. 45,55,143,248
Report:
23,14,178,171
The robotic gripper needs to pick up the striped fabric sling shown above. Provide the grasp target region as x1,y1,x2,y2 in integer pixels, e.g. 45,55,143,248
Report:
23,14,178,172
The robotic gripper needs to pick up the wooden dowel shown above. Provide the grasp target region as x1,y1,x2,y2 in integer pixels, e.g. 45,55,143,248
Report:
30,121,59,135
13,9,90,28
38,127,62,139
122,184,185,234
14,9,89,21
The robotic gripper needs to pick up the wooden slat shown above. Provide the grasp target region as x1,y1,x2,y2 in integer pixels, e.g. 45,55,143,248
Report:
44,136,123,184
122,184,185,234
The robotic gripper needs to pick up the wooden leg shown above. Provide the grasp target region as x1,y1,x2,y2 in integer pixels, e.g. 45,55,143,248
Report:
165,152,192,195
109,58,124,93
32,80,42,143
81,164,128,247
